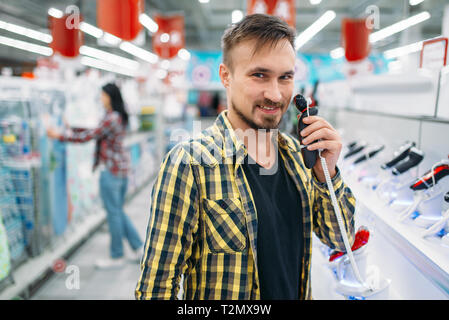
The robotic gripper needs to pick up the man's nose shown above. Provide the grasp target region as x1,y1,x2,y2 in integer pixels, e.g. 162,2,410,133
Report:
263,80,282,103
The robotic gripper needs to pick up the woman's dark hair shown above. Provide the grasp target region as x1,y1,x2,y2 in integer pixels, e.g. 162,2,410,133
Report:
102,83,129,127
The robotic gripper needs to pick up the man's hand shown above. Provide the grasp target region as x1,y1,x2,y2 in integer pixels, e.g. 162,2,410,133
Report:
300,116,342,183
46,127,61,140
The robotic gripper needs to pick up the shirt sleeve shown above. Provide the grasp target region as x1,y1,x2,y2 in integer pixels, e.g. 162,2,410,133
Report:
135,144,199,300
58,113,119,143
311,166,356,252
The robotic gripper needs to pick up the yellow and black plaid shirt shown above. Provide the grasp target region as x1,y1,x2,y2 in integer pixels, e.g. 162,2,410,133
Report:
136,110,356,300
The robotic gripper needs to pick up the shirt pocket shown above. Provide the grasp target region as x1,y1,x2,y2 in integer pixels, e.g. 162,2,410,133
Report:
202,198,247,254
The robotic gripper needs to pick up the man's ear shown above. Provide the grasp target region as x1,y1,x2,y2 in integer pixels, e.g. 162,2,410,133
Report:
219,63,231,88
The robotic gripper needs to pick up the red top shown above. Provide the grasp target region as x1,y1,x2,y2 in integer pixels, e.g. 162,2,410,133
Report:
59,110,129,177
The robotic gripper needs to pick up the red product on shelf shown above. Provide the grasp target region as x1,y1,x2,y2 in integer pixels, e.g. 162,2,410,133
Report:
329,226,370,262
49,14,84,58
342,18,371,62
97,0,144,41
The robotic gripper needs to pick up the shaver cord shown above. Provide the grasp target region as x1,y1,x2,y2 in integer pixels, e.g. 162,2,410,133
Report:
318,149,374,292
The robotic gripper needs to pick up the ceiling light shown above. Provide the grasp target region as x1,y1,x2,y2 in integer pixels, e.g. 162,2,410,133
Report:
232,10,244,23
160,33,170,43
81,56,137,77
79,22,103,38
198,0,210,3
409,0,425,5
310,0,322,5
48,8,64,19
369,11,430,43
0,34,53,56
330,47,345,59
103,32,122,46
139,13,159,33
79,45,140,70
295,10,336,50
383,40,423,59
0,20,52,43
177,48,191,61
119,41,158,64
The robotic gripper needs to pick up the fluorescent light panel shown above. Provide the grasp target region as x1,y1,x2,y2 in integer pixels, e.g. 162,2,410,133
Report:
295,10,336,50
79,22,103,38
48,8,63,19
79,45,140,70
139,13,159,33
119,41,158,64
369,11,430,43
383,40,423,59
81,56,137,77
0,20,52,43
0,34,53,56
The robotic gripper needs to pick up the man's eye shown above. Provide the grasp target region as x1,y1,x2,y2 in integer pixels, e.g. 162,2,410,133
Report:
252,73,264,78
280,74,293,80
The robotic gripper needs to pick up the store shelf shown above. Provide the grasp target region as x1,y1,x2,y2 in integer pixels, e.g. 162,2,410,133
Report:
0,211,106,300
345,174,449,297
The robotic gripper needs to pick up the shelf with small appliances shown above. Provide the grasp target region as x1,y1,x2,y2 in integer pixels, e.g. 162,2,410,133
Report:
340,141,449,298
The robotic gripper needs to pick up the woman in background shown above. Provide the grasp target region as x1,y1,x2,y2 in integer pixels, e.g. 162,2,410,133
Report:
47,83,143,269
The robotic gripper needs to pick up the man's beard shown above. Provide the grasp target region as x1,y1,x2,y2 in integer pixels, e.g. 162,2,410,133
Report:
232,99,284,130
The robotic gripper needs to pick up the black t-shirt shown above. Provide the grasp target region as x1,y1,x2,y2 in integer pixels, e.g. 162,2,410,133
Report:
241,151,303,300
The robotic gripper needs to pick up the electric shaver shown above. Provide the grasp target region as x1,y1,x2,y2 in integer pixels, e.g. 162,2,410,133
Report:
381,141,416,170
294,94,318,169
392,147,424,176
410,163,449,191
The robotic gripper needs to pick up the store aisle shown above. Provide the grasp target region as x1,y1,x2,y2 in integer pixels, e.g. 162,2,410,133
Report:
31,180,155,300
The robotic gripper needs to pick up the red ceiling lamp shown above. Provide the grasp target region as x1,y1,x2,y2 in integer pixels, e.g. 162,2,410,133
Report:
247,0,296,28
152,14,185,59
342,18,372,62
97,0,144,41
49,13,84,58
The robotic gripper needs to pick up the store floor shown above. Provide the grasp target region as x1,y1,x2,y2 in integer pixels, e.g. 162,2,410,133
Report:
31,180,155,300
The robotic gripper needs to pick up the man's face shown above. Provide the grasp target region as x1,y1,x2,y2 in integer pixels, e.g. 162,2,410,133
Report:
220,38,296,130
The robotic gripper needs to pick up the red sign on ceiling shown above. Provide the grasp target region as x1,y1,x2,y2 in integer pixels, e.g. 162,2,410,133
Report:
152,14,185,60
49,14,84,58
97,0,144,41
247,0,296,28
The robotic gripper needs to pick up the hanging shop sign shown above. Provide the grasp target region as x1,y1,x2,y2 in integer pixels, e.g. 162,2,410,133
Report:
152,14,185,59
49,14,83,58
342,18,371,62
247,0,295,28
420,37,448,71
97,0,144,41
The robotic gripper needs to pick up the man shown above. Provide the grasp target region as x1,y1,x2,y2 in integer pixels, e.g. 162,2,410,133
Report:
136,14,355,300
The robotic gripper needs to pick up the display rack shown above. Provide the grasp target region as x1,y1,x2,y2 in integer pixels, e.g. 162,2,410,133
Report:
0,78,165,299
346,173,449,297
311,105,449,299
